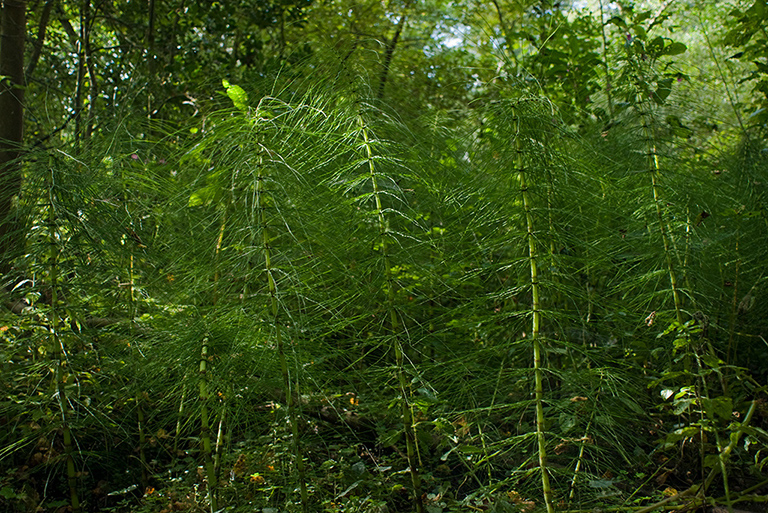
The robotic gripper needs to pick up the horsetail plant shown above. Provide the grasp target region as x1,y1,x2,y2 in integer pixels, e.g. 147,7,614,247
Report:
199,336,218,513
639,107,685,329
122,190,151,494
47,164,81,513
351,111,425,513
630,47,744,505
512,106,555,513
639,110,735,506
254,130,310,512
179,81,343,510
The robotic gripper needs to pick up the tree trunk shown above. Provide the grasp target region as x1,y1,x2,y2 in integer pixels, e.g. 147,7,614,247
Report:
25,0,53,79
0,0,26,272
377,7,408,100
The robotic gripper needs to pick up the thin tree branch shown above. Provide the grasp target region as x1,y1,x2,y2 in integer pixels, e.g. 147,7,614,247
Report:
26,0,56,80
30,111,77,150
377,9,409,100
56,5,79,48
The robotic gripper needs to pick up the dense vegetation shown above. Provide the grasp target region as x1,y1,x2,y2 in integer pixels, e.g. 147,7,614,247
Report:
2,0,768,512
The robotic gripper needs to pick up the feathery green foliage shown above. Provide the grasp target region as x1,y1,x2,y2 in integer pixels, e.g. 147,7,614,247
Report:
2,35,768,513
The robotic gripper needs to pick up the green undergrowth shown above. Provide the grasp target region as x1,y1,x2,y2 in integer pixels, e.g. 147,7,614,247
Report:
2,71,768,513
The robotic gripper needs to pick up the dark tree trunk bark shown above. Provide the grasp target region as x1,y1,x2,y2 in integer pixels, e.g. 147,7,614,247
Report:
0,0,26,273
25,0,53,79
376,12,407,100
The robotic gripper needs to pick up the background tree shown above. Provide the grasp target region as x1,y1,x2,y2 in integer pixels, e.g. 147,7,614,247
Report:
0,0,25,271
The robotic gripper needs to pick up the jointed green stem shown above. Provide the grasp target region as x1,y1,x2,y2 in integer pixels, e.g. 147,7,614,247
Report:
515,122,554,513
136,394,150,491
645,132,684,326
49,168,81,513
359,117,424,513
639,99,737,507
199,338,218,513
173,384,187,463
256,153,309,512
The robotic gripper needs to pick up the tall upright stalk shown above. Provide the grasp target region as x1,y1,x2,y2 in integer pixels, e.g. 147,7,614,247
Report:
173,383,187,463
47,167,81,513
199,337,218,513
638,87,734,504
212,205,228,306
255,147,309,512
640,109,685,327
121,168,150,492
513,114,554,513
357,117,425,513
136,393,150,491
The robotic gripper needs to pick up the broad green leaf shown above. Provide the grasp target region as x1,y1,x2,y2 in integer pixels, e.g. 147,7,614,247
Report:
607,16,626,29
663,42,687,56
223,79,249,110
648,36,665,56
701,354,723,368
665,426,699,443
653,78,673,105
673,398,693,415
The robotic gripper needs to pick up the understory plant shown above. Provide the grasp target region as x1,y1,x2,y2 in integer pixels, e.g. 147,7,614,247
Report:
1,63,767,513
